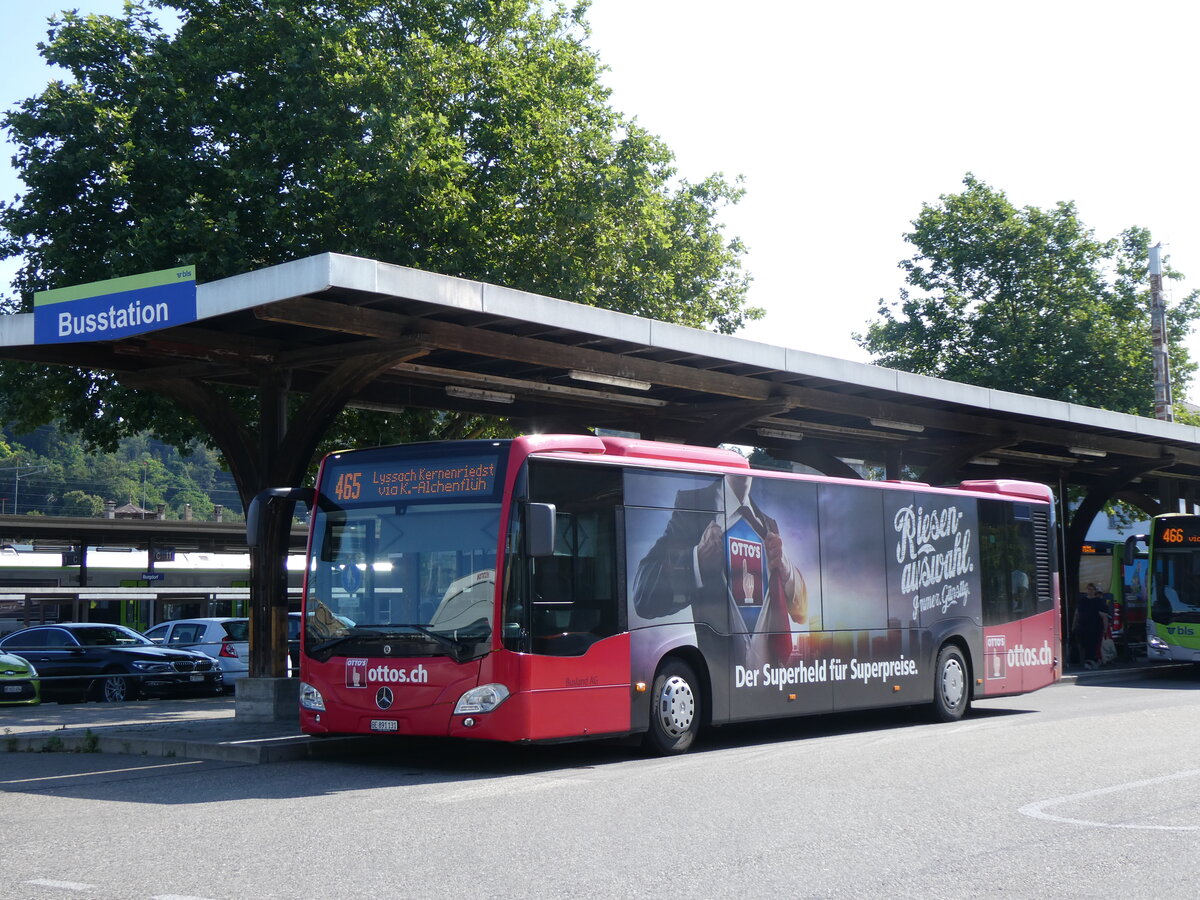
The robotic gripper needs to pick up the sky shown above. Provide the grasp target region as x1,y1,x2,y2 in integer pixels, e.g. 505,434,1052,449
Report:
4,0,1200,395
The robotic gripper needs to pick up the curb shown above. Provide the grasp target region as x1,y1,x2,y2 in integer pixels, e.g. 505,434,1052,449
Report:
3,729,375,763
1058,661,1194,686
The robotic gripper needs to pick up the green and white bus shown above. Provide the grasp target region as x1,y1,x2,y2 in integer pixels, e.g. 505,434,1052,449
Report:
1125,514,1200,663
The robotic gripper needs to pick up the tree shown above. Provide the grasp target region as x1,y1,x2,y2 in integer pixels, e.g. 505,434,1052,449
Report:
856,175,1199,415
60,489,104,517
0,0,760,676
0,0,756,469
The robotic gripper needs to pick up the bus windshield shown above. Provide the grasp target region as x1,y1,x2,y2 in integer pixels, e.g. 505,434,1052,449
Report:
1152,545,1200,624
305,501,501,660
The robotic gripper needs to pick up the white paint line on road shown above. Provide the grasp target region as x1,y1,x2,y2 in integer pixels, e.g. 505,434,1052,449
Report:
1,759,206,785
1019,767,1200,831
24,879,95,892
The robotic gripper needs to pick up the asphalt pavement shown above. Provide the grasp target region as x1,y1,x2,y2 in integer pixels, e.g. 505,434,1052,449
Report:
0,691,373,764
0,658,1183,765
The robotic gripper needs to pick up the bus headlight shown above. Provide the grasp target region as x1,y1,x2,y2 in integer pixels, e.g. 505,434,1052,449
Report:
299,681,326,711
1147,636,1170,652
454,683,510,715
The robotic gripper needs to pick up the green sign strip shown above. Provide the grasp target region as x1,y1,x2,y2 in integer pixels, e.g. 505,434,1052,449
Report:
34,266,196,307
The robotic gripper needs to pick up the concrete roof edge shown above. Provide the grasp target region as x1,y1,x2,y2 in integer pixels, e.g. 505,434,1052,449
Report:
374,259,485,312
198,254,340,319
480,281,653,343
0,312,35,347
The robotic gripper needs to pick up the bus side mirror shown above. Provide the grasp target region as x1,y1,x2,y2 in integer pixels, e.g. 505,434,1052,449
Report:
1123,534,1146,566
526,502,557,557
247,487,315,548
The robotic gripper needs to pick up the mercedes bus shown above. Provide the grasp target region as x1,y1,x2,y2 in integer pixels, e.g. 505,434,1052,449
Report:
258,434,1061,753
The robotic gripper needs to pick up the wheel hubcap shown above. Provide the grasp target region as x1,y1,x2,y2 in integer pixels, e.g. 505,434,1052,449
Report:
657,675,695,737
940,659,965,709
104,677,125,702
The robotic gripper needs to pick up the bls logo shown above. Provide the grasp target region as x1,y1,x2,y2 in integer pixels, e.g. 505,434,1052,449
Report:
1167,625,1196,636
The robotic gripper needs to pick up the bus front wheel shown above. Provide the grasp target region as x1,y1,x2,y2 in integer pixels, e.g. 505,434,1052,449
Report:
930,645,969,723
644,659,701,755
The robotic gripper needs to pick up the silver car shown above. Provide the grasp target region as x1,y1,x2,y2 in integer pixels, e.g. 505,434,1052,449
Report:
144,617,249,691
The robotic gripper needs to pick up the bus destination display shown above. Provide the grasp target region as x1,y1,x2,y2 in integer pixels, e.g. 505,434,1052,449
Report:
325,454,500,504
1155,519,1200,545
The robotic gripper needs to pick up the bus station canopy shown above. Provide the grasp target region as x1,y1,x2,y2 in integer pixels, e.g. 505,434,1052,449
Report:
1,251,1197,512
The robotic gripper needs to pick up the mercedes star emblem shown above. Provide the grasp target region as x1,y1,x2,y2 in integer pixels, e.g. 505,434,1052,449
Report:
376,687,394,710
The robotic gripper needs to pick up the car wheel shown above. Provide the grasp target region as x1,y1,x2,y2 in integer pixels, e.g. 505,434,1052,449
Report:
98,670,137,703
930,644,969,722
643,658,701,755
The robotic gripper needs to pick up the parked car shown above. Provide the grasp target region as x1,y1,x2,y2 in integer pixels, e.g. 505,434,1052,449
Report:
0,623,223,703
0,650,39,705
144,617,249,692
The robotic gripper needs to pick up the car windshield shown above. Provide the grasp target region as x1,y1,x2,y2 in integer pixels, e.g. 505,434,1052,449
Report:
306,501,500,657
74,626,152,647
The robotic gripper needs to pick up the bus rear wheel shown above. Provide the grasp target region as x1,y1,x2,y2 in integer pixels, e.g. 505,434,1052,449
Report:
644,659,701,755
930,645,969,722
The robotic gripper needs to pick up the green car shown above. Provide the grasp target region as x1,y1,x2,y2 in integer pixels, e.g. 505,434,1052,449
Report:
0,650,40,705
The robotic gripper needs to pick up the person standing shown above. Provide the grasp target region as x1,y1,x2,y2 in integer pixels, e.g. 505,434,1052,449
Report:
1073,583,1110,669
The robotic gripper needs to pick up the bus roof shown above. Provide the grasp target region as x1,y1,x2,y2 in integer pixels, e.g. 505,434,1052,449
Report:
518,435,1052,504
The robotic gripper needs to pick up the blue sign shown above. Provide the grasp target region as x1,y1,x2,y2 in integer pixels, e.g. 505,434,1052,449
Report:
34,266,197,344
141,572,165,582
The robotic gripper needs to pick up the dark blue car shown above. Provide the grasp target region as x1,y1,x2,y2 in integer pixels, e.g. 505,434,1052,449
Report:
0,623,223,703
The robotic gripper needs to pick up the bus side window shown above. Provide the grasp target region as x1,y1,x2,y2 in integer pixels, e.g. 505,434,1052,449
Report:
979,500,1038,625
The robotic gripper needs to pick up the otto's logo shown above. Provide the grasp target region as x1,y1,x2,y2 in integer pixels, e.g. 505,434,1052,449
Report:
986,635,1007,680
345,658,368,688
729,540,762,559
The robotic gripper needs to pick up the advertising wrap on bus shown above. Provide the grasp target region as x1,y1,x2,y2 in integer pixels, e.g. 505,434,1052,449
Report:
280,435,1059,754
622,464,1055,723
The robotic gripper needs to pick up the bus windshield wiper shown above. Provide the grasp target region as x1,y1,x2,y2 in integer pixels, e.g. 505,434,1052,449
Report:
387,624,476,660
307,628,386,657
309,624,489,661
309,634,357,654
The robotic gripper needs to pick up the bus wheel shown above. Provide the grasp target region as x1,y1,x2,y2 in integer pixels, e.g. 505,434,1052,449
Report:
931,645,969,722
644,659,700,755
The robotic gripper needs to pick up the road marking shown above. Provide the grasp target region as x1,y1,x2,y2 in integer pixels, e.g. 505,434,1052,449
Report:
24,880,95,891
0,760,206,785
1019,767,1200,831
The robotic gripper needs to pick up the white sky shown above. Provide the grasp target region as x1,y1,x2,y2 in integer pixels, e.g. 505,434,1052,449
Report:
5,0,1200,397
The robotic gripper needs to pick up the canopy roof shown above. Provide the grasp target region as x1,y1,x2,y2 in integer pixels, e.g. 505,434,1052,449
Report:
1,252,1196,503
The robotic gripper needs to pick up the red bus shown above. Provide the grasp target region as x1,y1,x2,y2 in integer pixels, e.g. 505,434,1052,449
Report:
273,434,1060,753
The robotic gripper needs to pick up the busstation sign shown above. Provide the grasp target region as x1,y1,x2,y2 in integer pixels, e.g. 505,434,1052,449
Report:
34,266,197,344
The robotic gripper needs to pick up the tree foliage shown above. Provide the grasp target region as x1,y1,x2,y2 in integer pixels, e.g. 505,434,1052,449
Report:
856,175,1199,415
0,0,757,456
1,422,241,518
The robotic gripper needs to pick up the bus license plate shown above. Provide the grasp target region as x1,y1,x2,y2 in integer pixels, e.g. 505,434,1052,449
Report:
371,719,398,732
189,674,203,682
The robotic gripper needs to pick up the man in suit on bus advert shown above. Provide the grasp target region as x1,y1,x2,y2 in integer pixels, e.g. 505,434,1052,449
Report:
631,473,809,666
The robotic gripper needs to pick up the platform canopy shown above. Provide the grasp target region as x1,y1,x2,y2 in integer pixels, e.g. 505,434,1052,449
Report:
1,252,1196,503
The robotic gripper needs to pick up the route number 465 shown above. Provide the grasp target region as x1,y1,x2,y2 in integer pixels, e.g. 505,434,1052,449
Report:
334,471,362,501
